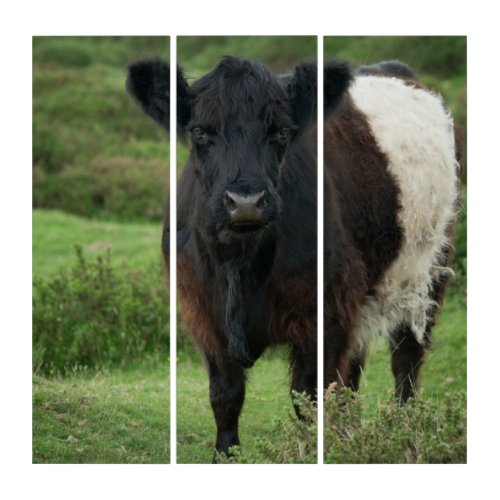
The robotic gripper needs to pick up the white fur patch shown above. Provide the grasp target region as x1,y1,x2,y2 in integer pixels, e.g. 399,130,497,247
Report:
349,75,460,345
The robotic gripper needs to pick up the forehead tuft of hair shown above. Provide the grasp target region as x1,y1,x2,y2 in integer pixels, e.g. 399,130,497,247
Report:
189,56,287,128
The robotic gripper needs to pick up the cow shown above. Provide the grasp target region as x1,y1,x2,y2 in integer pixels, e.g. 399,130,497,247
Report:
126,56,461,458
323,60,461,402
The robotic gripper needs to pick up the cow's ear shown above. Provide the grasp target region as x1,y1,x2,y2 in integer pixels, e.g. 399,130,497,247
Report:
126,59,170,130
324,60,352,117
288,62,317,132
287,61,352,128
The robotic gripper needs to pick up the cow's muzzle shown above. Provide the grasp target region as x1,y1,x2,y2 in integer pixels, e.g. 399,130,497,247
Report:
224,190,267,232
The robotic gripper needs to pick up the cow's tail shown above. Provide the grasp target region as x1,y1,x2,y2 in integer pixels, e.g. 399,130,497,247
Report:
454,122,466,183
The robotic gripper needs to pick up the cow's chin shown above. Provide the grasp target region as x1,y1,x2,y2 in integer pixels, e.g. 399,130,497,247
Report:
229,220,266,234
217,221,268,245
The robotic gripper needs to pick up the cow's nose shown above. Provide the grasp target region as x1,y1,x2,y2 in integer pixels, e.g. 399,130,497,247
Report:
224,190,267,223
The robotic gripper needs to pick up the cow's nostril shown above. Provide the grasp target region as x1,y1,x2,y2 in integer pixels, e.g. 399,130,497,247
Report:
224,191,237,211
255,192,267,209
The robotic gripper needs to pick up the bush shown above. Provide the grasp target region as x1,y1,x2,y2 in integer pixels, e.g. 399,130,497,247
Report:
324,386,466,463
255,391,318,464
33,156,169,221
33,247,168,376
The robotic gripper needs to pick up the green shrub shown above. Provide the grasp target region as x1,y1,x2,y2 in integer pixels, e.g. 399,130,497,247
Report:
324,387,466,463
255,391,317,464
33,247,168,376
33,156,168,221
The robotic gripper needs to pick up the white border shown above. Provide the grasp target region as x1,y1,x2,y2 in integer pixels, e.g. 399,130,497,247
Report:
5,0,500,498
169,35,177,466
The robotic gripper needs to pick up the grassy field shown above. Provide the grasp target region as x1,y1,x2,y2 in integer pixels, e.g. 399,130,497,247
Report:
361,291,466,403
33,210,169,463
33,358,169,464
33,209,163,275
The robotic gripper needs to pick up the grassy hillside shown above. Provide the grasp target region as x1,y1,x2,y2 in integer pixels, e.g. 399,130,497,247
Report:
33,37,170,221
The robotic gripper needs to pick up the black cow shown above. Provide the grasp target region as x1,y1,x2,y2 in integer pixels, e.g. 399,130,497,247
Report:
127,56,460,458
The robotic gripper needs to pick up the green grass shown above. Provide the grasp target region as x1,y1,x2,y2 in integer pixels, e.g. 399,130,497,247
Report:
33,210,169,463
33,358,169,464
33,209,163,276
33,37,169,221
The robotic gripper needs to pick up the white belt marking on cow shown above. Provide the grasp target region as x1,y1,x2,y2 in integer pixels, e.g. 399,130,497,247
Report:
349,75,460,345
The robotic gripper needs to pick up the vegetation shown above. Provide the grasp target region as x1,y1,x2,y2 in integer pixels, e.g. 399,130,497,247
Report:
33,36,170,221
32,211,169,463
33,209,162,275
33,359,169,464
324,387,466,464
32,35,171,465
178,36,316,76
177,350,298,464
33,245,168,376
324,36,466,78
177,282,466,463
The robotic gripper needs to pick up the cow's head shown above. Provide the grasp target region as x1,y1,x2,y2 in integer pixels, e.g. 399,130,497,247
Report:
127,57,351,245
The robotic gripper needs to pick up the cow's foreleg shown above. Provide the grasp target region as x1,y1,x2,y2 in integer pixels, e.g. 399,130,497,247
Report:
324,321,353,391
207,356,246,460
290,347,317,419
344,345,366,392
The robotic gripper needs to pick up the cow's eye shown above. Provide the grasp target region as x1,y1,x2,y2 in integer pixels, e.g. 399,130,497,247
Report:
277,126,290,142
192,126,207,142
